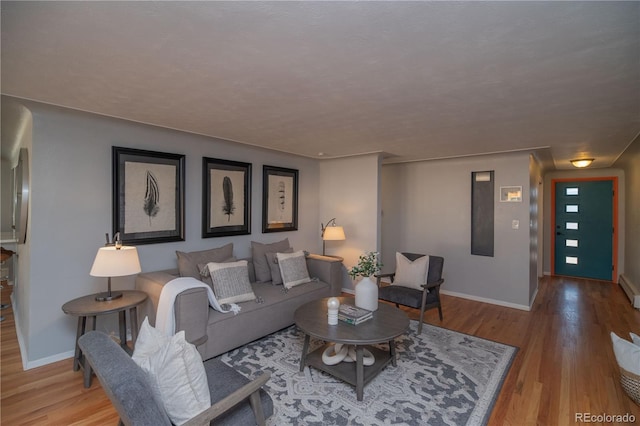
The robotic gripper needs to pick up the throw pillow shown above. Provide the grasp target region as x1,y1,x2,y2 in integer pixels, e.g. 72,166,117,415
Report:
251,239,290,282
197,256,237,288
392,252,429,290
206,260,256,304
132,318,210,425
266,248,294,285
610,332,640,375
631,332,640,347
176,243,233,280
277,250,311,289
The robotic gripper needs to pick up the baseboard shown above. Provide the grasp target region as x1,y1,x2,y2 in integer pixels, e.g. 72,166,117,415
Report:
440,289,532,311
11,293,75,370
341,288,355,295
619,274,640,309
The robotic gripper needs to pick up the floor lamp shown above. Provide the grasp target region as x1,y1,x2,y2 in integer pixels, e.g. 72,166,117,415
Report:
321,218,346,256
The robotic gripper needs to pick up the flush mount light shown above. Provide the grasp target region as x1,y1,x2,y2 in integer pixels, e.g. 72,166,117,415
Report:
570,158,594,168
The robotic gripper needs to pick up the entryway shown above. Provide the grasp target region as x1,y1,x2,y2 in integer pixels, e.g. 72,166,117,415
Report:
552,178,617,281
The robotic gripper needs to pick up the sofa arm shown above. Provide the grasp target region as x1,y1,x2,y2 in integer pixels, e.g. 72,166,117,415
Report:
306,254,343,296
135,271,209,347
135,271,177,326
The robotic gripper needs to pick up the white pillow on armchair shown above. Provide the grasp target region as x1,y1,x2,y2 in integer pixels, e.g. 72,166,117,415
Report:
392,252,430,291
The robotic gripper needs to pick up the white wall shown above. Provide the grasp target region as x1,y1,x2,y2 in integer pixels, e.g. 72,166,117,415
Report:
381,152,533,308
542,168,625,277
13,99,324,367
319,154,382,291
613,136,639,288
529,155,543,303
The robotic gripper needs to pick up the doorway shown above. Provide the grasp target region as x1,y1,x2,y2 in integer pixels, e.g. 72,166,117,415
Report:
551,178,617,281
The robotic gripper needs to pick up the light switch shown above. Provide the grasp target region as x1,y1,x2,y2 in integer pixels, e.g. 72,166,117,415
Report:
512,220,519,230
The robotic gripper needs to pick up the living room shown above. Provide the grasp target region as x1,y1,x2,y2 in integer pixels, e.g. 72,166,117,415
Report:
1,2,639,424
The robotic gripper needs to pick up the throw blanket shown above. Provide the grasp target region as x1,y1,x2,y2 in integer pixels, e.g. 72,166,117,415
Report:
156,277,240,336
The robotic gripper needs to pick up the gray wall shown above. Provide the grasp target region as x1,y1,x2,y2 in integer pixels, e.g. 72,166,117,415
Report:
13,99,324,367
614,135,639,288
381,152,533,308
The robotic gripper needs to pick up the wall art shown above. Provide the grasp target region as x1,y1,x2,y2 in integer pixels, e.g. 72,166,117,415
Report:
262,165,298,233
113,146,185,245
203,157,251,238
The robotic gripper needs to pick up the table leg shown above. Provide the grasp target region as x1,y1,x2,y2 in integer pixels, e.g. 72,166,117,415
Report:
83,316,97,388
299,334,310,372
73,316,86,371
356,346,364,401
389,339,397,367
130,306,139,348
119,310,127,349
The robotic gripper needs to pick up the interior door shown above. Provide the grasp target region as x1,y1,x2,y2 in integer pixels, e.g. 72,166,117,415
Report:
554,180,614,281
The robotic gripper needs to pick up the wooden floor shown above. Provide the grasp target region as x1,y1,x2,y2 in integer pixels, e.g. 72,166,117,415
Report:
2,275,639,425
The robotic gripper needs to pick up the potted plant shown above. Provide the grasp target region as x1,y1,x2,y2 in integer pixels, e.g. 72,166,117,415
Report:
349,252,382,311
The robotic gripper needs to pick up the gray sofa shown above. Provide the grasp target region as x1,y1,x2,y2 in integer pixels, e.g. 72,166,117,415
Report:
136,254,343,360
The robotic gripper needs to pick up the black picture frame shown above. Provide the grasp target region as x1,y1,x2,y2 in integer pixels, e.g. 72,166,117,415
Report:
112,147,185,245
202,157,251,238
262,165,298,233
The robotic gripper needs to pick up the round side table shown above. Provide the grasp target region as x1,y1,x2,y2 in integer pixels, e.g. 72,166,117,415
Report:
62,290,148,387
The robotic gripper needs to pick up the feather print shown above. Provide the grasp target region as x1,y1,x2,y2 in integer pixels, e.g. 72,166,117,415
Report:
143,170,160,225
278,181,286,211
222,176,235,221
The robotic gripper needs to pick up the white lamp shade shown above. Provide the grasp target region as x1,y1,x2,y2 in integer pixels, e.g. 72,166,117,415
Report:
90,246,141,277
323,226,346,241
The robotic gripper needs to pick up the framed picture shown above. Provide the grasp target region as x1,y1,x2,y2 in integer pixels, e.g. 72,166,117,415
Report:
202,157,251,238
112,147,185,245
500,186,523,202
262,165,298,233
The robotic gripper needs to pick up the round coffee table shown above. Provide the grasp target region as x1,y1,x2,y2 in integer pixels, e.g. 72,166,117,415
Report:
294,297,409,401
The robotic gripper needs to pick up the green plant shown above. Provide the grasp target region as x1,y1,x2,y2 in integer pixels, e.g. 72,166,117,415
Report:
348,251,383,279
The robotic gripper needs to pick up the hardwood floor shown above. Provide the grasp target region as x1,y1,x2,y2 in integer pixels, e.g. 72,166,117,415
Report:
2,275,639,425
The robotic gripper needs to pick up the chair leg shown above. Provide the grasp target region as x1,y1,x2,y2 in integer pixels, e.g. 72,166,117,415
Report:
437,304,443,321
248,390,266,426
418,289,429,334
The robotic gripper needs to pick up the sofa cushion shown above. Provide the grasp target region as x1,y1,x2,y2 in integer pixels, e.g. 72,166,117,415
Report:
251,239,290,282
277,250,311,289
176,243,234,280
207,260,256,305
132,318,210,425
265,248,294,285
392,252,429,290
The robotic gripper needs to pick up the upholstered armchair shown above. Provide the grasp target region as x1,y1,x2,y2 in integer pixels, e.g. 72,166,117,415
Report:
376,253,444,333
78,331,273,426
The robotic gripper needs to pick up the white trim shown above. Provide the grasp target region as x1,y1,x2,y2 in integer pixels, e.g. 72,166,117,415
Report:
11,293,75,370
619,274,640,310
341,288,355,295
440,289,532,311
25,350,74,370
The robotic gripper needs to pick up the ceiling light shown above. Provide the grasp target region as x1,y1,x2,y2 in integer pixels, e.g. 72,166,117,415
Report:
570,158,594,168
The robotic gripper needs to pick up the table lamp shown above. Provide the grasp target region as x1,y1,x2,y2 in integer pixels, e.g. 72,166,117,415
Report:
90,243,141,301
321,218,346,256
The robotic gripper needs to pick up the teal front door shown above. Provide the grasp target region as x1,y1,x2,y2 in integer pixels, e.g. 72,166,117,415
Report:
554,180,614,281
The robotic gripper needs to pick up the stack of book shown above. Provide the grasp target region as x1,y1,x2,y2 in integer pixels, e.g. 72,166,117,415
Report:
338,303,373,325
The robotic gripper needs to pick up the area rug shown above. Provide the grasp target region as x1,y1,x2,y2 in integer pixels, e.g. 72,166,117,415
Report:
219,321,517,426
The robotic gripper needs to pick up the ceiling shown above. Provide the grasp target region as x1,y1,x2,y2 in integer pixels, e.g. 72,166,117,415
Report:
2,1,639,169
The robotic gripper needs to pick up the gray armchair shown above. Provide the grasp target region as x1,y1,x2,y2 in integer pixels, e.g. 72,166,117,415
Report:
77,331,273,426
376,253,444,333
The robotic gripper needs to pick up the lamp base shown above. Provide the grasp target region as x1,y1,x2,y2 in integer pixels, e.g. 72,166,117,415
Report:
95,291,123,302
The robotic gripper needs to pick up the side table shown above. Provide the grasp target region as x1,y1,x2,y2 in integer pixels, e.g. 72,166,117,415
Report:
62,290,148,387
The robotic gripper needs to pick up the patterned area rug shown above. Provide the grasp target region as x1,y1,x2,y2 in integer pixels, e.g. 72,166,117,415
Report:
219,321,517,426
